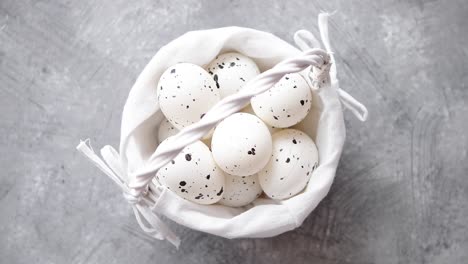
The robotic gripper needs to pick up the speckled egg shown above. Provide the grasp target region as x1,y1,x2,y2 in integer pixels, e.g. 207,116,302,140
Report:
218,173,262,207
158,118,179,143
241,104,281,135
251,73,312,128
206,52,260,98
157,63,220,131
155,140,225,204
258,129,319,200
211,113,272,176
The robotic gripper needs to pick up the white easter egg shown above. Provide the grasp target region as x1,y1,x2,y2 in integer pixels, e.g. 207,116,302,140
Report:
251,73,312,128
218,173,262,207
258,129,319,200
292,89,322,141
155,140,225,204
157,63,220,131
158,118,179,143
211,113,272,176
206,52,260,98
241,104,281,134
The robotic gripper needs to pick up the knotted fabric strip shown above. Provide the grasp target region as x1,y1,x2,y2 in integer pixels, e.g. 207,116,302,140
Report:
294,12,369,121
76,139,181,248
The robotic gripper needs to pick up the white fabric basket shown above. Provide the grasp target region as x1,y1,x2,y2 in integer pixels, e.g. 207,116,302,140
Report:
77,13,368,248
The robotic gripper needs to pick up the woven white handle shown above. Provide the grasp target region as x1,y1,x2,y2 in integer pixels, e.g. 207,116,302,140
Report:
126,48,331,200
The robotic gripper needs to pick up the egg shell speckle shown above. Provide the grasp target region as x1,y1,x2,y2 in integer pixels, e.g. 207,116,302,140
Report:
211,113,272,177
206,52,260,98
292,89,322,141
157,63,220,132
155,140,225,205
158,118,179,143
218,173,262,207
258,129,319,200
241,104,281,135
251,73,312,128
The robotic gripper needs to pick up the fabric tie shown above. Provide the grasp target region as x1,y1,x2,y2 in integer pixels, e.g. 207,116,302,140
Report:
294,12,368,122
76,139,181,248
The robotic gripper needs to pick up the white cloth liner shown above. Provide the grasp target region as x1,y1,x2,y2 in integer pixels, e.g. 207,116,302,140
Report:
76,13,368,248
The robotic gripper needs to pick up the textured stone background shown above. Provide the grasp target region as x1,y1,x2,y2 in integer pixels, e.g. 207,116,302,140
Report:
1,0,467,263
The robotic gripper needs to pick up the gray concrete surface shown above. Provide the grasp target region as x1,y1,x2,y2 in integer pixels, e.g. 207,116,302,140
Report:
1,0,468,263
